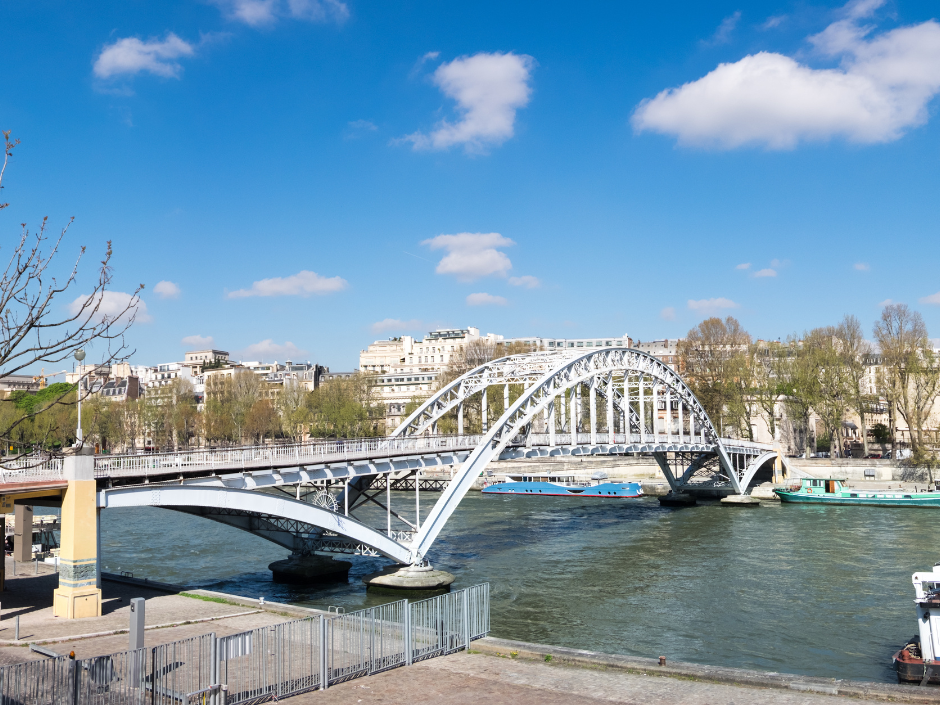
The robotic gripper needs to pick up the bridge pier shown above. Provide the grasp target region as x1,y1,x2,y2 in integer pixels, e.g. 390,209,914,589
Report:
53,450,101,619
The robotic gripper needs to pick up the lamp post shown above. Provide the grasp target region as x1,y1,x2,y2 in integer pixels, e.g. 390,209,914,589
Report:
74,349,85,447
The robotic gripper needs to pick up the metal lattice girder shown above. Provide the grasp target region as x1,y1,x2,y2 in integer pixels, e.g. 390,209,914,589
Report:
406,348,761,563
97,484,412,564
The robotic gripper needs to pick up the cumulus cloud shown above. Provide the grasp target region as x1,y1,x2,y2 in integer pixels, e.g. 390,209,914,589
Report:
402,52,535,153
182,334,214,348
660,306,676,321
632,0,940,149
69,291,151,323
210,0,347,26
508,275,540,289
736,262,751,270
878,298,895,307
466,292,507,306
753,268,777,277
227,270,348,298
422,233,514,282
854,262,871,271
93,34,195,79
371,318,423,334
920,292,940,305
687,297,740,315
153,280,181,299
236,339,307,361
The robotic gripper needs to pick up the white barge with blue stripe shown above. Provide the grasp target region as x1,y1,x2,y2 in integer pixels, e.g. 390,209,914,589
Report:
482,472,643,498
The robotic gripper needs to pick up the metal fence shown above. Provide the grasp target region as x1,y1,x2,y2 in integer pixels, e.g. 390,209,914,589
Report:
0,583,489,705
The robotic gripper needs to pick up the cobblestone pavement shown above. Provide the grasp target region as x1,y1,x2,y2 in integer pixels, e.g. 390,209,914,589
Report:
297,652,878,705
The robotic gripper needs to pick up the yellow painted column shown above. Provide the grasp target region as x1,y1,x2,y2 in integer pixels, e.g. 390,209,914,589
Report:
53,450,101,618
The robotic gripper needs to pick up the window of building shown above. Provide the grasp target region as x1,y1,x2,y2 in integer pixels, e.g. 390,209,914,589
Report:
577,342,583,347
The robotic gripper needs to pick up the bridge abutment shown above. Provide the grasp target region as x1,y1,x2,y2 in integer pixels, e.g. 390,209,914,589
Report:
53,451,101,619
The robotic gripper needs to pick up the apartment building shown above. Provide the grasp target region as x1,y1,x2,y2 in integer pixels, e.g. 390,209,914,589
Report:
499,334,633,353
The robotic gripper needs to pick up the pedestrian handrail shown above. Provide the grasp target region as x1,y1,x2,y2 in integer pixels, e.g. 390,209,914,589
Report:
0,583,490,705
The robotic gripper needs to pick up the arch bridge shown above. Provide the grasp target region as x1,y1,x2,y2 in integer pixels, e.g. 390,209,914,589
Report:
89,348,777,567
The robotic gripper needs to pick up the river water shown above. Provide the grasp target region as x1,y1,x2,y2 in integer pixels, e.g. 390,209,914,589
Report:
100,493,936,683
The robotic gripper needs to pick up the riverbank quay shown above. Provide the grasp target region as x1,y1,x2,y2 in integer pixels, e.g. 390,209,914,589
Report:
300,638,940,705
0,556,315,664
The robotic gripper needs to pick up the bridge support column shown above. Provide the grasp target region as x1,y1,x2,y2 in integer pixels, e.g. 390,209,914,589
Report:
457,402,464,435
481,387,488,433
607,375,615,444
589,378,597,446
13,504,33,563
504,384,509,415
666,390,672,442
560,388,566,433
679,401,685,443
569,388,576,449
639,374,645,443
548,398,556,447
53,450,101,619
652,385,659,442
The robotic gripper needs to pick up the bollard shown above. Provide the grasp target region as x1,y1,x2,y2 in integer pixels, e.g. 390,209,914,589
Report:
34,558,38,575
11,561,15,576
659,655,666,666
14,615,19,641
129,598,145,651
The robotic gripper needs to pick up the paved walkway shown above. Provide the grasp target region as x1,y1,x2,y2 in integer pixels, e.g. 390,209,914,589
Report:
0,558,300,664
299,651,887,705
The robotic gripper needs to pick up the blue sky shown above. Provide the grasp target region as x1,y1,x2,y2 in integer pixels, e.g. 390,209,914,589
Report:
3,0,940,370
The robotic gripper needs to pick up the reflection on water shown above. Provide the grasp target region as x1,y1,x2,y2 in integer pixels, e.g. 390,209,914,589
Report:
101,492,935,683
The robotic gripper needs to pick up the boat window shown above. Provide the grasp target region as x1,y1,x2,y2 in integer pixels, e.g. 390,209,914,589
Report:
850,493,858,498
905,495,912,499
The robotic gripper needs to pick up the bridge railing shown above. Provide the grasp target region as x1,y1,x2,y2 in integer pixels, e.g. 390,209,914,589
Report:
92,434,485,480
0,455,63,484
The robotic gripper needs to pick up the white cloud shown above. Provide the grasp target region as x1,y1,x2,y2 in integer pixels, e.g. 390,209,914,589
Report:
466,292,507,306
93,34,195,79
920,292,940,305
508,275,540,289
348,119,377,131
854,262,871,271
227,270,348,298
236,339,307,361
660,306,676,321
153,280,181,299
770,258,785,268
210,0,347,26
422,232,514,282
753,268,777,277
371,318,423,334
68,291,151,323
687,297,740,315
403,52,535,153
762,15,786,30
703,11,742,46
182,334,214,348
878,298,894,307
736,262,751,270
632,1,940,149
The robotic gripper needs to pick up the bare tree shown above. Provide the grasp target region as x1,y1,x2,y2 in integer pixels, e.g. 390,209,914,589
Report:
835,314,873,456
678,316,751,438
805,327,852,457
0,131,142,461
874,304,939,458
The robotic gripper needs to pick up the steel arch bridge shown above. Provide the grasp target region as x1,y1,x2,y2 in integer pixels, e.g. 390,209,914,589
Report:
97,348,777,568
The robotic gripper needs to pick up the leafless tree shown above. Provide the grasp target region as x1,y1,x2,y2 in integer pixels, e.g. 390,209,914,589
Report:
835,314,873,456
0,131,142,462
874,304,939,458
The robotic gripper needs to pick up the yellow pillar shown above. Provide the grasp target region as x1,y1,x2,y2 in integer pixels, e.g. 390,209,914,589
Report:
53,451,101,618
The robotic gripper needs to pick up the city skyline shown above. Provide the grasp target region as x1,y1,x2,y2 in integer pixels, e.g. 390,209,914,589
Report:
3,0,940,371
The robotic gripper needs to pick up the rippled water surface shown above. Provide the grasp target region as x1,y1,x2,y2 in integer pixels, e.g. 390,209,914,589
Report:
100,493,937,683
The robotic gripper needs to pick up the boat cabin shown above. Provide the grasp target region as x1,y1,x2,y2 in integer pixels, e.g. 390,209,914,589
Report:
798,478,845,494
504,473,587,487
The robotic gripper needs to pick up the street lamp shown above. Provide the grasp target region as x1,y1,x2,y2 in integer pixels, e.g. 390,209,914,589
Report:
74,349,86,447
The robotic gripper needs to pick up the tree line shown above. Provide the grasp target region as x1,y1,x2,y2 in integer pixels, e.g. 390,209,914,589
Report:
678,303,940,465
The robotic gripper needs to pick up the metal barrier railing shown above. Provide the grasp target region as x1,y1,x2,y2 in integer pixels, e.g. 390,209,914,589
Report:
0,584,489,705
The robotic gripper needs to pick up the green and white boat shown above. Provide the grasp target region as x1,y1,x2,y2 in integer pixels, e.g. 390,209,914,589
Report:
774,478,940,506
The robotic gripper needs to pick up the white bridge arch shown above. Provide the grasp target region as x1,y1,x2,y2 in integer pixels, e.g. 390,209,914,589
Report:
94,348,777,568
392,347,775,563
